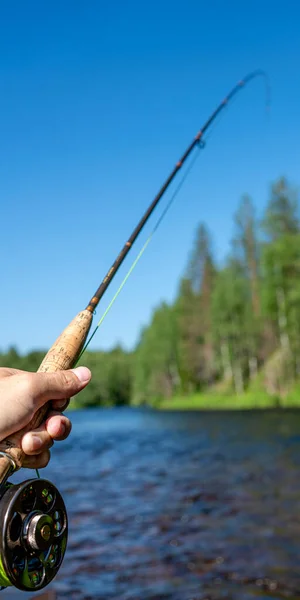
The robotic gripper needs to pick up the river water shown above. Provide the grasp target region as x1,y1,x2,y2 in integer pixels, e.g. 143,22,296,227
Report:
3,408,300,600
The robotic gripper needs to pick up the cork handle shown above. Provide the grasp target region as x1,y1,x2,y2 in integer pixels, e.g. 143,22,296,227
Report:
0,309,93,480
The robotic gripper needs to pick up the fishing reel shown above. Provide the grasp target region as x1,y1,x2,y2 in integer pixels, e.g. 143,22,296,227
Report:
0,475,67,591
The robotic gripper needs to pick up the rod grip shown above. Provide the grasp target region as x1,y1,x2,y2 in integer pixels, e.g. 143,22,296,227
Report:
0,310,93,480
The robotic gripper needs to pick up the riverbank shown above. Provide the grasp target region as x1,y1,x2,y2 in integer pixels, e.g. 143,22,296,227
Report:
158,389,300,410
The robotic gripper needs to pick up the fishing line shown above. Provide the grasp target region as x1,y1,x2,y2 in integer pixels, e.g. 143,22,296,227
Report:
77,143,205,358
78,74,269,358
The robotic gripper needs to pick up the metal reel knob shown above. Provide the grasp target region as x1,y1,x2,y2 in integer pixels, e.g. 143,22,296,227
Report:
0,478,67,591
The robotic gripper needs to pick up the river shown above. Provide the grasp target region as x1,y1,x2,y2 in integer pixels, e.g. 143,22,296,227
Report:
3,408,300,600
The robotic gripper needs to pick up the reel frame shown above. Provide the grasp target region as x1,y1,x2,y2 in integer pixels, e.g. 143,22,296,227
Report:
0,475,67,591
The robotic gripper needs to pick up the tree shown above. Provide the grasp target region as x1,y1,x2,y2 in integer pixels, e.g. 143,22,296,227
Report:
185,223,216,384
211,260,254,393
262,177,299,241
74,347,133,407
133,303,180,404
233,195,261,316
187,224,215,294
174,277,201,392
261,233,300,367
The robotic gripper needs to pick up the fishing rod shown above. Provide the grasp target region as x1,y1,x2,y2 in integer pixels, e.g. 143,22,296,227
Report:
0,69,268,591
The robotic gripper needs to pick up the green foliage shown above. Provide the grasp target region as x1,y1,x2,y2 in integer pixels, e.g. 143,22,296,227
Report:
0,345,133,408
261,232,300,380
0,347,44,371
159,391,279,410
261,177,299,241
132,303,179,404
74,346,133,408
133,174,300,405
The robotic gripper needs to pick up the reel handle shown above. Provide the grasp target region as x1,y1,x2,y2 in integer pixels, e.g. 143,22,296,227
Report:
0,309,93,479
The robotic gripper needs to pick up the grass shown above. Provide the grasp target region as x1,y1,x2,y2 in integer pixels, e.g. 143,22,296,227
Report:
158,392,284,410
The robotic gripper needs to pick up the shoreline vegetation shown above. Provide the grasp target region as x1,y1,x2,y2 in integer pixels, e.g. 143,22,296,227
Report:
2,176,300,412
158,391,300,410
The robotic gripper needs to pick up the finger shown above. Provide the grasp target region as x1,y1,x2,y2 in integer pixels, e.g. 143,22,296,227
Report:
21,424,54,455
51,398,70,412
29,367,91,406
45,412,72,441
23,449,51,470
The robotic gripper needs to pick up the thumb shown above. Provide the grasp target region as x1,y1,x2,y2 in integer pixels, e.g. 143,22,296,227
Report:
30,366,91,405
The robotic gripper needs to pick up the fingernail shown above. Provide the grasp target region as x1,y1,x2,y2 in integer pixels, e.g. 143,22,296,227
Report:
31,435,43,451
71,366,91,383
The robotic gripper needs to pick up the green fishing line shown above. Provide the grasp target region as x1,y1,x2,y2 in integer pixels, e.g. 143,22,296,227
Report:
77,145,203,361
75,72,270,361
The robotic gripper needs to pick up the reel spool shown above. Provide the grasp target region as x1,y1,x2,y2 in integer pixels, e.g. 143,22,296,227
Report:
0,478,67,591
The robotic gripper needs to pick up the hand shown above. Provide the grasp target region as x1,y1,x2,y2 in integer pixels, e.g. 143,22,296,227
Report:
0,366,91,470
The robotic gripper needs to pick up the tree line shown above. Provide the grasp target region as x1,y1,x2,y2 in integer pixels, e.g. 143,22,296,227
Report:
1,176,300,407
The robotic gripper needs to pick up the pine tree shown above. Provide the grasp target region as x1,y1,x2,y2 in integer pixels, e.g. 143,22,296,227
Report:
233,195,261,316
262,177,299,241
185,224,216,383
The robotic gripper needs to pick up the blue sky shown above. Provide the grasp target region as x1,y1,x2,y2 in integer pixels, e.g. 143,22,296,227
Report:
0,0,299,354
